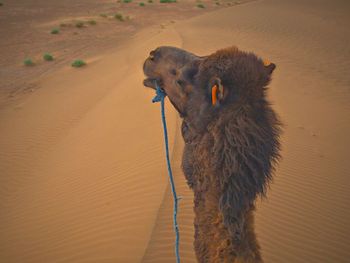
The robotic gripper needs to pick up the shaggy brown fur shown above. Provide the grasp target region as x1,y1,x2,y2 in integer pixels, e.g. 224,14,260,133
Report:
143,46,281,262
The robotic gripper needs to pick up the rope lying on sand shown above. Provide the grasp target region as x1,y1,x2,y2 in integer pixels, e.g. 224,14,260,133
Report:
152,82,181,263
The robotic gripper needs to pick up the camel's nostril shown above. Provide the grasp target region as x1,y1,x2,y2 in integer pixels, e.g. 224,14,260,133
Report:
149,51,155,61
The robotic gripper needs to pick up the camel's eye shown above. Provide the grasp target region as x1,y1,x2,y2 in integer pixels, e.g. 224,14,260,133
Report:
177,79,185,87
177,79,189,93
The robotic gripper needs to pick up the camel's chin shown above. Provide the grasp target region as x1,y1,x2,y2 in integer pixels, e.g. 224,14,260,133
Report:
143,78,157,89
144,77,184,115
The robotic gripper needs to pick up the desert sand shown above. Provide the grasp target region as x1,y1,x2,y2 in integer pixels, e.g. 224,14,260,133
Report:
1,0,350,262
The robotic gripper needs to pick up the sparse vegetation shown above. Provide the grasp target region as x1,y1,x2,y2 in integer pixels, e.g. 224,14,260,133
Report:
43,53,54,61
215,1,220,5
139,2,145,6
88,20,97,25
148,0,153,3
197,3,205,8
100,13,108,18
115,13,124,21
160,0,176,3
123,0,132,3
71,60,86,68
75,21,84,28
51,28,60,34
23,58,34,66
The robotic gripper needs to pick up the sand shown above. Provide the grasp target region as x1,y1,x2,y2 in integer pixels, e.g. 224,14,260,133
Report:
1,0,350,262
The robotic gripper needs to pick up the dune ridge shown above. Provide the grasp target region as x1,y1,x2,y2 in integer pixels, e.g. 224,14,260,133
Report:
141,118,196,263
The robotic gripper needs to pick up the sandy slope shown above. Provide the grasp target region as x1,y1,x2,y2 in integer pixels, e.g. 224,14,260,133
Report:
1,0,350,262
0,27,183,262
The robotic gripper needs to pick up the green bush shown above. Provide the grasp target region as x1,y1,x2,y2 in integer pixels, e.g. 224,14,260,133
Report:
115,13,124,21
160,0,176,3
43,53,54,61
75,21,84,28
71,60,86,68
23,58,34,66
139,2,145,6
88,20,97,25
123,0,132,3
51,28,59,34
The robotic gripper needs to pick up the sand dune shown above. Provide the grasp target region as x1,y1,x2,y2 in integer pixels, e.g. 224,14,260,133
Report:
1,0,350,262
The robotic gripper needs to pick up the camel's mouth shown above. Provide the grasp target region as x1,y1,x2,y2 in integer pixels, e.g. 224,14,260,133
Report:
143,77,165,93
143,78,156,89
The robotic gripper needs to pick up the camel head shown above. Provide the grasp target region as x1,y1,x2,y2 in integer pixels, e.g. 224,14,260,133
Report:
143,46,201,115
143,46,276,126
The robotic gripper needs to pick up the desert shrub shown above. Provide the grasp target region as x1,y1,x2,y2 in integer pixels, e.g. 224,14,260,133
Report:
71,60,86,68
160,0,176,3
139,2,145,6
23,58,34,66
148,0,153,3
75,21,84,28
43,53,54,61
100,13,108,18
123,0,132,3
115,13,124,21
88,20,97,25
197,3,205,8
51,28,59,34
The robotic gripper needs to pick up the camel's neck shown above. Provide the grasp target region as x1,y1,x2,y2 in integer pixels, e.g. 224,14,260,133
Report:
181,103,248,145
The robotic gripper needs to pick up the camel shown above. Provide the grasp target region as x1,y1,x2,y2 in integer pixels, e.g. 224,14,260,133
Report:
143,46,282,262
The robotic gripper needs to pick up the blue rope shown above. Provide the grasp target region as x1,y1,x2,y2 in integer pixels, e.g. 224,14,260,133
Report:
152,82,181,263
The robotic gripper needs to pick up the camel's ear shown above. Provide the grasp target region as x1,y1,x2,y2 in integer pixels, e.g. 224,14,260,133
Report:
209,77,226,106
263,59,276,75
